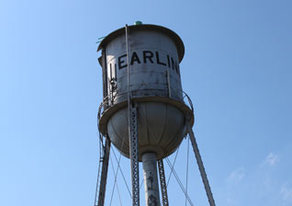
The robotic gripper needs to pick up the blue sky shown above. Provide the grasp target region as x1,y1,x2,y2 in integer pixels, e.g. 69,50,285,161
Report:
1,0,292,205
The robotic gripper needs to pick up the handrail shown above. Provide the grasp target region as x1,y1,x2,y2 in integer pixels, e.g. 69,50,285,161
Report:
98,90,194,120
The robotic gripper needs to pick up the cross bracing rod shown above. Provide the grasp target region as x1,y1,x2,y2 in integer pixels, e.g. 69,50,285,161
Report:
97,136,111,206
158,159,169,206
187,124,216,206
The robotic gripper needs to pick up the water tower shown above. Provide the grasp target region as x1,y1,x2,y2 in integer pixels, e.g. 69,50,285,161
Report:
95,22,216,206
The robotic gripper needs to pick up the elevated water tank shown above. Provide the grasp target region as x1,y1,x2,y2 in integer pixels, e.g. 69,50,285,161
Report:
98,24,194,160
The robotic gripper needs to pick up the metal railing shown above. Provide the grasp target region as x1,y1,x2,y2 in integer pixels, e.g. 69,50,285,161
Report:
98,90,194,122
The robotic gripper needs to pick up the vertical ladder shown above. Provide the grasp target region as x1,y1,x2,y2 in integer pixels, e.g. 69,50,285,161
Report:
128,105,140,206
125,24,140,206
158,159,169,206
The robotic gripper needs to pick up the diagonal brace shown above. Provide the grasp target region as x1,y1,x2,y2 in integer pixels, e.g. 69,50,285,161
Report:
187,124,216,206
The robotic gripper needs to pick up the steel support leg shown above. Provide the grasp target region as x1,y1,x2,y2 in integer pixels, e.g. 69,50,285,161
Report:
142,153,161,206
187,124,216,206
97,137,111,206
129,105,140,206
158,159,169,206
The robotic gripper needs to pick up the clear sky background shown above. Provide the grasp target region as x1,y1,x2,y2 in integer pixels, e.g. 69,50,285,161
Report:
1,0,292,206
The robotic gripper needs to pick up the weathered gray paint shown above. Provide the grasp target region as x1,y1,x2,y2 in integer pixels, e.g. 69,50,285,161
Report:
104,29,183,105
107,102,186,160
142,153,161,206
98,24,194,160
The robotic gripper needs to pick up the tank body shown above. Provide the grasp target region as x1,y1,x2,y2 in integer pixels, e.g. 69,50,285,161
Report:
98,24,193,160
105,29,183,103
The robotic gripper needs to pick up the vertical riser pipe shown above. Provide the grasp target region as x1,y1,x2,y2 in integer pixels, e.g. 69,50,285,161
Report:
142,153,161,206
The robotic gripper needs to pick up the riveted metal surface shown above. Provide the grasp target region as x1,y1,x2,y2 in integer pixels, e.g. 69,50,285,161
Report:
99,97,194,160
100,26,184,106
107,102,187,160
98,24,194,160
